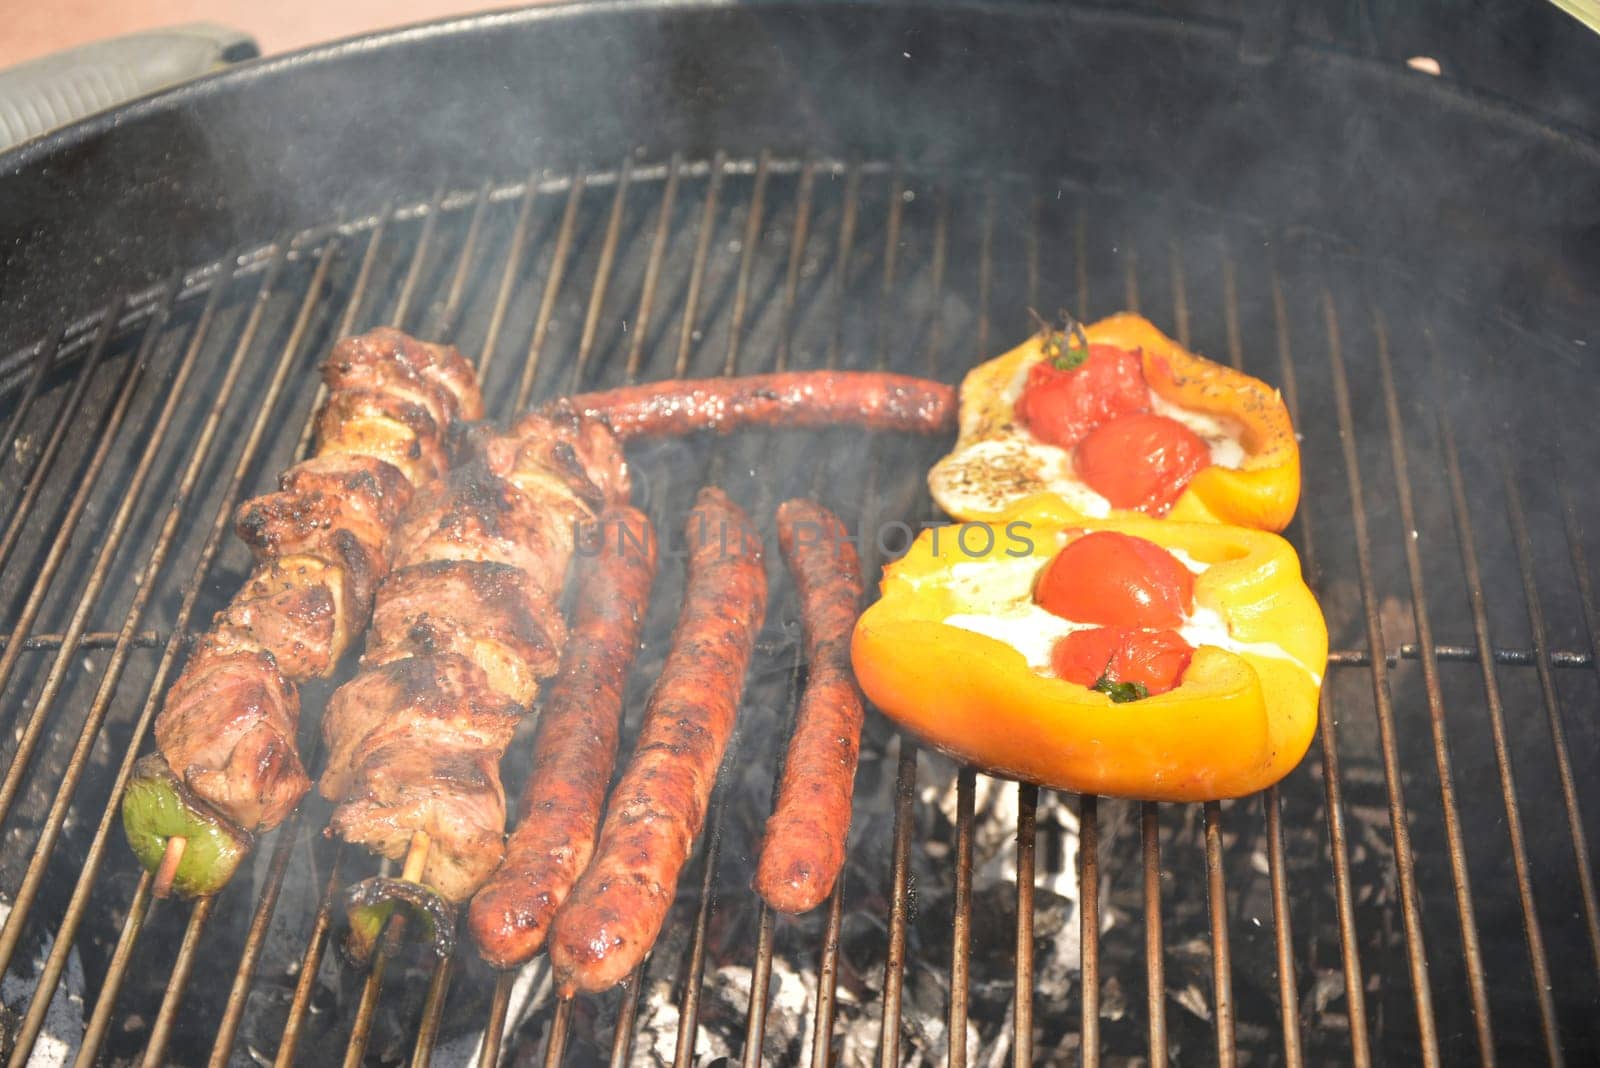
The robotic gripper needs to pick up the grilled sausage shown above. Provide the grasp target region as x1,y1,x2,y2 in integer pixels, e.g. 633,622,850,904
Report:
547,487,767,995
564,371,957,441
468,505,658,969
754,499,867,914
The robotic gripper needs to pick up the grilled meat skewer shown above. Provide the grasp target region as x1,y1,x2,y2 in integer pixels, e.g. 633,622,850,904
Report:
468,505,657,969
122,329,481,898
320,402,628,917
548,487,768,995
754,499,867,914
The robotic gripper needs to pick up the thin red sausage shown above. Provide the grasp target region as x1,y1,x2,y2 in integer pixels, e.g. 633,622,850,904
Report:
467,506,658,969
547,487,767,995
564,371,956,440
754,500,867,914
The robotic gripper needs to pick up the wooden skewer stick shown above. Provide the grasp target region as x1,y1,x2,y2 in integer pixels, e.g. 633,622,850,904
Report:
401,830,431,884
153,835,187,898
373,830,434,958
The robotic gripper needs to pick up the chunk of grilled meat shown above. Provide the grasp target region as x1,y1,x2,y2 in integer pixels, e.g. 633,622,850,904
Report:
321,655,521,901
151,329,480,835
153,640,303,830
320,402,629,903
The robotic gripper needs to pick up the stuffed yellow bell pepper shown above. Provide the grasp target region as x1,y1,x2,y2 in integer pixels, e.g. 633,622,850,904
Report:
928,313,1300,532
852,503,1325,800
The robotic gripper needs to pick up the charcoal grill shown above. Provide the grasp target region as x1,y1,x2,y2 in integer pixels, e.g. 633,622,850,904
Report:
1,3,1598,1065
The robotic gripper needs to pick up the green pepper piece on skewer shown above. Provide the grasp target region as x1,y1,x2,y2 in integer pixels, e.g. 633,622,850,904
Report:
121,755,252,898
337,830,455,968
339,877,457,968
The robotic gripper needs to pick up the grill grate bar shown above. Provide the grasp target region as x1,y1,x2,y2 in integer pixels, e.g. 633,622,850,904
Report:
1494,445,1600,982
816,161,860,369
948,767,975,1067
541,988,573,1067
429,180,495,341
675,152,726,378
1142,803,1168,1068
276,850,350,1066
771,162,815,373
144,896,216,1067
1436,362,1566,1064
724,151,771,375
1204,802,1237,1067
1169,241,1190,348
1323,289,1441,1067
479,170,540,382
208,772,307,1067
1014,784,1039,1066
514,166,587,409
412,955,454,1066
877,741,918,1068
1080,794,1101,1068
477,973,514,1068
671,763,732,1068
1271,263,1372,1066
569,158,633,392
743,904,779,1067
811,879,848,1068
395,188,448,329
1326,644,1592,668
1373,310,1497,1063
623,154,683,383
73,872,156,1066
0,629,163,650
608,965,646,1068
1264,786,1304,1067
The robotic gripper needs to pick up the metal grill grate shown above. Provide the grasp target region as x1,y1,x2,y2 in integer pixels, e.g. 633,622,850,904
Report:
0,156,1596,1066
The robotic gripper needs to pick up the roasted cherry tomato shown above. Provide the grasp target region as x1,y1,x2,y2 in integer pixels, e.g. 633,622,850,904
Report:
1052,626,1195,697
1014,344,1147,449
1074,412,1212,516
1035,530,1194,629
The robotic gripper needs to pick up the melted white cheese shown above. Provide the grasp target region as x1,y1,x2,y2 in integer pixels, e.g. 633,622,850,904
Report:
939,551,1318,683
929,437,1113,519
1149,392,1248,468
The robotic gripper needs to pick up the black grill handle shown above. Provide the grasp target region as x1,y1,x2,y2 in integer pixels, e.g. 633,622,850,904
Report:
0,24,258,153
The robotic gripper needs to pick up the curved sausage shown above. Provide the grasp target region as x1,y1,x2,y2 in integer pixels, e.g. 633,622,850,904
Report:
754,499,866,913
564,371,956,441
468,505,658,969
547,487,767,995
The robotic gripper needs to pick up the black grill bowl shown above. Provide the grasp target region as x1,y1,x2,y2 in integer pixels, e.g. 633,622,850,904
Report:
0,3,1596,1065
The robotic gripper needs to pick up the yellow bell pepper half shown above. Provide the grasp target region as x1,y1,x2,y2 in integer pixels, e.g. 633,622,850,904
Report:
928,313,1301,532
852,504,1326,801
